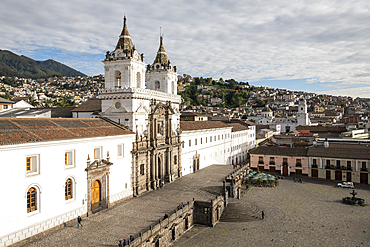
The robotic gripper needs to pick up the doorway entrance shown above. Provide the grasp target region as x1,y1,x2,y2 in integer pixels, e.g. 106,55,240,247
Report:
92,180,101,208
283,165,288,176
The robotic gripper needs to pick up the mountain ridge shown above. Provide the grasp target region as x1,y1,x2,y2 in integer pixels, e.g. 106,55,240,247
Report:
0,49,86,78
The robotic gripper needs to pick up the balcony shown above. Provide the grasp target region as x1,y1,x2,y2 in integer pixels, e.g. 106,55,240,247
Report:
258,161,264,165
360,168,368,172
269,161,275,165
312,164,318,168
296,163,302,167
325,165,330,169
283,162,288,166
346,167,352,171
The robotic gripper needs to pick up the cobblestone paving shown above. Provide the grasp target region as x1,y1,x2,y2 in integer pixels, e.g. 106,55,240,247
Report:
173,178,370,247
21,165,234,247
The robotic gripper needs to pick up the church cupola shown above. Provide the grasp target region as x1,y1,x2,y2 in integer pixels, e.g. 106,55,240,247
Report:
147,36,176,72
153,36,170,67
115,16,134,53
146,35,178,95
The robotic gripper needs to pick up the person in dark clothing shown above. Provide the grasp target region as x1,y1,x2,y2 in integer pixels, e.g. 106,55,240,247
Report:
261,211,265,220
77,216,83,228
123,238,127,246
129,234,134,242
118,240,123,247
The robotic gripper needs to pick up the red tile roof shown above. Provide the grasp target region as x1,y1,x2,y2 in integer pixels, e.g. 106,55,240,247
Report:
72,99,101,112
0,118,134,145
180,121,230,131
227,122,250,132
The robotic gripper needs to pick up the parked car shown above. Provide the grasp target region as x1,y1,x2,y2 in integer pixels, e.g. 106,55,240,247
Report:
337,182,354,189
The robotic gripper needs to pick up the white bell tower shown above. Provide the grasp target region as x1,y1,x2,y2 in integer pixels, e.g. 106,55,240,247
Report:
103,16,146,89
146,36,178,95
297,99,310,126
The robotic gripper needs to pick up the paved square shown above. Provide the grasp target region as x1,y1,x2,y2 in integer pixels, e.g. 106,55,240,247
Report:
21,165,233,247
173,178,370,247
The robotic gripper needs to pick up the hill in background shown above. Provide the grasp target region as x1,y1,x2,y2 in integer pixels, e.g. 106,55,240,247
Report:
0,49,86,78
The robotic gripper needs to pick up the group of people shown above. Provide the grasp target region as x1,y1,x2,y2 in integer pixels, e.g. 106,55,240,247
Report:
177,202,184,210
118,235,134,247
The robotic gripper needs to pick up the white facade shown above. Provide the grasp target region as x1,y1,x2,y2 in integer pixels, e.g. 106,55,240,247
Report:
181,127,232,176
230,125,256,164
180,121,256,176
0,134,134,246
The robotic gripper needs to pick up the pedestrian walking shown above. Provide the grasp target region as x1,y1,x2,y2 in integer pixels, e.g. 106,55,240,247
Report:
130,234,134,242
123,238,127,246
261,211,265,220
77,216,83,228
118,240,123,247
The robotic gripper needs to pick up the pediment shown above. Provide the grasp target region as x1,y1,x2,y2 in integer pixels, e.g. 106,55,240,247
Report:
104,105,128,114
85,159,113,172
152,102,175,115
135,102,149,113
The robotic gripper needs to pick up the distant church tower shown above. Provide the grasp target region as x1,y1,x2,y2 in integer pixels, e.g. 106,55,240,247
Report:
297,99,310,126
146,36,178,95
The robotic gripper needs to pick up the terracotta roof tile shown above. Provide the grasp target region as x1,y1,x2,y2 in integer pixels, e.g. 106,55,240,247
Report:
226,122,250,132
249,146,308,157
0,118,134,145
72,99,101,112
307,144,370,159
180,121,230,131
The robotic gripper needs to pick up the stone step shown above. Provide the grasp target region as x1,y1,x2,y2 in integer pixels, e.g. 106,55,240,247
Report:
220,202,262,223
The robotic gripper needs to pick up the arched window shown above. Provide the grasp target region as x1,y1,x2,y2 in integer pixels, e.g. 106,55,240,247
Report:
115,70,121,88
27,187,37,213
65,178,73,200
136,72,141,88
155,81,160,91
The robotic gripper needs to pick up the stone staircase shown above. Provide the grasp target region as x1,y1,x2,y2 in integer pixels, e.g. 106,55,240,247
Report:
220,200,262,223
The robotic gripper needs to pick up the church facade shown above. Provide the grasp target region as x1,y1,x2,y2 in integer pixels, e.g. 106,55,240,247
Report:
98,17,182,195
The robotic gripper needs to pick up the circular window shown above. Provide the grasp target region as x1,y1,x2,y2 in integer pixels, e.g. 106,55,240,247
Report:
115,102,121,109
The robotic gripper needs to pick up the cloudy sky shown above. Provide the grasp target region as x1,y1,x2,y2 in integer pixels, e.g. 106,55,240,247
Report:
1,0,370,98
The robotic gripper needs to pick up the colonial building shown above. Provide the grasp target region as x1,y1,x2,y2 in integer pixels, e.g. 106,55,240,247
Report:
249,142,370,184
0,118,135,246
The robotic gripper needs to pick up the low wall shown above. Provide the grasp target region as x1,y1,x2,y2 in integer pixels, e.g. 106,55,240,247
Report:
128,202,194,247
129,194,226,247
193,195,225,227
225,162,249,198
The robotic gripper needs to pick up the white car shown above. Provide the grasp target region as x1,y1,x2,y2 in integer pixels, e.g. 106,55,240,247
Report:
337,182,354,189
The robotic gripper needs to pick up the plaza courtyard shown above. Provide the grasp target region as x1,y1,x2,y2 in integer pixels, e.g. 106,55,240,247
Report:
18,166,370,247
173,178,370,247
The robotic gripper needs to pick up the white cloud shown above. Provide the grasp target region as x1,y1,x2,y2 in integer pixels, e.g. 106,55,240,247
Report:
1,0,370,97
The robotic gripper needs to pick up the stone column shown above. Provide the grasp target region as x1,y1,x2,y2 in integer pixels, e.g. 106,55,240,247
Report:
106,172,110,208
132,154,137,196
167,148,171,181
155,153,159,180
